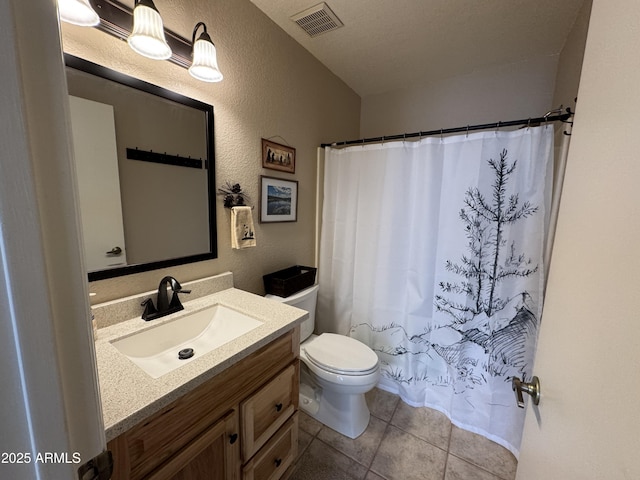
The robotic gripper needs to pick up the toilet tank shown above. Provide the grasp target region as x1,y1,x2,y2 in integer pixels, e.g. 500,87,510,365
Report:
266,284,318,341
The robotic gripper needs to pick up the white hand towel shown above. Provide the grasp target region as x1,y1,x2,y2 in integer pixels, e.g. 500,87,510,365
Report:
231,206,256,249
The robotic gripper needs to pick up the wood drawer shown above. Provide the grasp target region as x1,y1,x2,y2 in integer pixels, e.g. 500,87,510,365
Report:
241,362,299,461
242,413,298,480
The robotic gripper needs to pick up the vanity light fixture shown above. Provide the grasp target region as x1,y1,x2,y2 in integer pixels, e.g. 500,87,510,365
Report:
58,0,100,26
80,0,224,83
188,22,223,83
127,0,172,60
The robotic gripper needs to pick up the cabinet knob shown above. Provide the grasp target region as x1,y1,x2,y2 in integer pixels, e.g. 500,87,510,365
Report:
274,458,282,467
229,433,238,445
275,402,283,412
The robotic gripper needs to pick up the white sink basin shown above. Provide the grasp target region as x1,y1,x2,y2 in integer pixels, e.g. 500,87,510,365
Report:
111,304,263,378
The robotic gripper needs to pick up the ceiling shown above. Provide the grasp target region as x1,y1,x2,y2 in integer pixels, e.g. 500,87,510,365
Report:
249,0,586,97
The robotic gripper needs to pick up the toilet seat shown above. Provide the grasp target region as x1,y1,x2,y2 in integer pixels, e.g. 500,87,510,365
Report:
303,333,379,376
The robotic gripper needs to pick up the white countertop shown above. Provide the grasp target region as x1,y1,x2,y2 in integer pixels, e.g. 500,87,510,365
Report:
94,287,306,442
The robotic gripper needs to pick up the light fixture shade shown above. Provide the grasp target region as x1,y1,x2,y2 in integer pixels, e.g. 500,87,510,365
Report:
58,0,100,27
189,33,223,83
127,0,172,60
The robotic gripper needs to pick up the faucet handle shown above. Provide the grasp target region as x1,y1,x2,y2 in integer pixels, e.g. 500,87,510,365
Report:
169,288,191,309
141,298,157,321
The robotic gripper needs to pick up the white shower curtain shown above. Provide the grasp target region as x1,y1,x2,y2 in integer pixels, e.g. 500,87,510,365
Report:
318,125,554,456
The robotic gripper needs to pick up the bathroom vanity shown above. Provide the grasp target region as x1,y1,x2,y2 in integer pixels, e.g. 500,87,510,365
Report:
108,329,299,479
93,274,306,480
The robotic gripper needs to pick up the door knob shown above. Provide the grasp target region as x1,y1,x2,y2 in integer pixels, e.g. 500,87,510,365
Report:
106,246,122,256
512,376,540,408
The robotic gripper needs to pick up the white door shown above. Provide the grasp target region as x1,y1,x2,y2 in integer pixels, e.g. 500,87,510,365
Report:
516,1,640,478
1,1,105,479
69,95,128,271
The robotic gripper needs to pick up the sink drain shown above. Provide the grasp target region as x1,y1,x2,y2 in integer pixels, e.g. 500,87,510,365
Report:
178,348,194,360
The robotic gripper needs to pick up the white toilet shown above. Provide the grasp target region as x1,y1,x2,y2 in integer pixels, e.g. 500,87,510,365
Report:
267,284,380,438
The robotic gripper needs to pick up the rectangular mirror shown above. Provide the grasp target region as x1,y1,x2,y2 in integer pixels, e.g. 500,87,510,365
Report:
65,54,217,281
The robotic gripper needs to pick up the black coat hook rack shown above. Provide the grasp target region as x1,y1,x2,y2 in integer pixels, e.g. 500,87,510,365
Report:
126,147,206,169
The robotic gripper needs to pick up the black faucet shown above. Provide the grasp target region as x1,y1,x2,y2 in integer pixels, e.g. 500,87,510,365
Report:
141,276,191,321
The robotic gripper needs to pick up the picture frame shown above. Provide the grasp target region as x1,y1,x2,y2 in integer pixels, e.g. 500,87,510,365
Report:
260,176,298,223
262,138,295,174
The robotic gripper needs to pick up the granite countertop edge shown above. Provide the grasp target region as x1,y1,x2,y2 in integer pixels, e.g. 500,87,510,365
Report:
94,287,306,442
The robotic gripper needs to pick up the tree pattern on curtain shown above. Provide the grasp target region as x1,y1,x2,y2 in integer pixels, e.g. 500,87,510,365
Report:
322,127,553,455
353,149,538,393
434,148,539,385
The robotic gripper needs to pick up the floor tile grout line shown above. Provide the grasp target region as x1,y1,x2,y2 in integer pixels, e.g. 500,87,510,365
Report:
296,393,516,480
295,419,325,469
441,418,454,479
309,434,372,478
364,395,402,478
381,406,452,456
364,421,391,479
374,396,457,480
446,451,513,480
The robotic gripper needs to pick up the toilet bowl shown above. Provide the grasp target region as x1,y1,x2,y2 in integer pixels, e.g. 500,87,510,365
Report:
266,284,380,438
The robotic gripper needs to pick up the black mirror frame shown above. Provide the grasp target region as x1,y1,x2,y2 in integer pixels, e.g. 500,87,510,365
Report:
64,54,218,282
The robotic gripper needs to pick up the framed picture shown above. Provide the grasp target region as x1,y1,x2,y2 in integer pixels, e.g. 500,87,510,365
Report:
262,138,295,174
260,176,298,223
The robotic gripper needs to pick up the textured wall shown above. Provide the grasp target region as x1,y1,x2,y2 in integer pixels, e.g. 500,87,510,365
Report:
360,54,560,138
61,0,360,303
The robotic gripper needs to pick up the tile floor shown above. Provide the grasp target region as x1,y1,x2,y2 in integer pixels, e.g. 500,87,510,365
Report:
290,388,517,480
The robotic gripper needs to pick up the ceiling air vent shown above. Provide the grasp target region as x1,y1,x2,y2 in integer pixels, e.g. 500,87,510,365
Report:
291,2,343,38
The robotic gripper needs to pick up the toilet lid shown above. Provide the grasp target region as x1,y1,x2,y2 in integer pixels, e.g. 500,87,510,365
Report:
303,333,379,374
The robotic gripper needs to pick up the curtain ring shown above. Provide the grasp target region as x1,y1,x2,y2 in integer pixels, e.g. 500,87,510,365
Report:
440,128,444,142
527,118,531,130
466,125,469,138
495,121,501,135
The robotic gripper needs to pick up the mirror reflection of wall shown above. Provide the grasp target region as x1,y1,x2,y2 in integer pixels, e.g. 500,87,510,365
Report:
66,61,213,279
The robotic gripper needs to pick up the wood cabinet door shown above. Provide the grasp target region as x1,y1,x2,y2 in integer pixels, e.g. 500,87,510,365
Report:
148,409,241,480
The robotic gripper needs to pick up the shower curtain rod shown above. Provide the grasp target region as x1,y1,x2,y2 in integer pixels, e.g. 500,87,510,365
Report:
321,109,572,148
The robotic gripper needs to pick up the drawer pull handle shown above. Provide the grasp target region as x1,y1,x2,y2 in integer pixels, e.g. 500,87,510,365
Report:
275,403,283,412
229,433,238,445
274,458,282,467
